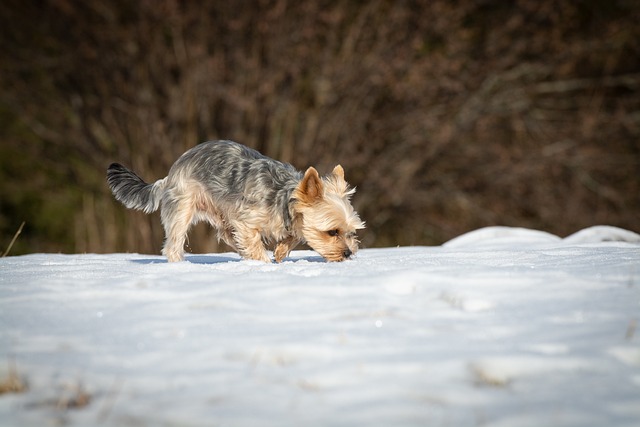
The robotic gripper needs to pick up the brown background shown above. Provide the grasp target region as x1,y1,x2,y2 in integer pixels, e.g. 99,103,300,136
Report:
1,0,639,256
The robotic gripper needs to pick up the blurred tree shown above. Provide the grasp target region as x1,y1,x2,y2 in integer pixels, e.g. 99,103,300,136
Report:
1,0,639,255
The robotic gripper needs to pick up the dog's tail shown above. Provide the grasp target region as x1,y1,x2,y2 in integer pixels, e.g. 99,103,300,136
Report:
107,163,167,214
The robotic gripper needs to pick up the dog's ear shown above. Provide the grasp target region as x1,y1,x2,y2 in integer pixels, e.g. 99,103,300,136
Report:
299,167,324,203
331,165,345,182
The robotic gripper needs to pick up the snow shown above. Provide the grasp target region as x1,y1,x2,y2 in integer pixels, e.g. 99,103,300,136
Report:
0,226,639,427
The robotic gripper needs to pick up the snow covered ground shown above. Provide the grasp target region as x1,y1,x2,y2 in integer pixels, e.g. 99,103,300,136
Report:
1,226,639,427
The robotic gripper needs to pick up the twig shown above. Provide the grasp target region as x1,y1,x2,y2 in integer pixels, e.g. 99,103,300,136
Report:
534,73,640,94
2,221,26,257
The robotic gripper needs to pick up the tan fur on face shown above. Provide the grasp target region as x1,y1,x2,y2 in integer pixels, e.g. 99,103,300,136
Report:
291,166,365,262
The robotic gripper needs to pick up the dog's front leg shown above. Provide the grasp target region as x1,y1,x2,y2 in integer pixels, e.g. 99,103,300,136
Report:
274,236,300,263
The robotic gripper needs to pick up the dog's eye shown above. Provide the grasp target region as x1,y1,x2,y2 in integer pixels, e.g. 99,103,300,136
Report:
327,229,340,237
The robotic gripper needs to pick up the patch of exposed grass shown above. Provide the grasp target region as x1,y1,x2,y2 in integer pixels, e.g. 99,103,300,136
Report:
0,360,28,395
470,364,511,388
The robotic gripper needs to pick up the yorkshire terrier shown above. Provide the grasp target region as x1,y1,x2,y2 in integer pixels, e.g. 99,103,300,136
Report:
107,140,364,263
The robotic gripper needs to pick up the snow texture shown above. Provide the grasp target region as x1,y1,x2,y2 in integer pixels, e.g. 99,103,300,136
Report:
1,226,639,427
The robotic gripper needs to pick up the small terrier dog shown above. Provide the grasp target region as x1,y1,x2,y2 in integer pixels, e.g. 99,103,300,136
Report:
107,140,364,263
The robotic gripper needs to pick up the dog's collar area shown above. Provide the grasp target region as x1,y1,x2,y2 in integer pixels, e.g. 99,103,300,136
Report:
284,193,297,231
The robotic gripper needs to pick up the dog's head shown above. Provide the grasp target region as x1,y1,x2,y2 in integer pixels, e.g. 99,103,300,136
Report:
292,165,365,262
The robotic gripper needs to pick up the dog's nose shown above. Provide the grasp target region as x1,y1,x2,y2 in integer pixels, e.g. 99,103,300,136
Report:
343,249,352,259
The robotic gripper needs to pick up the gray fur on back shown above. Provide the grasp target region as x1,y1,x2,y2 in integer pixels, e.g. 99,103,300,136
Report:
168,140,303,229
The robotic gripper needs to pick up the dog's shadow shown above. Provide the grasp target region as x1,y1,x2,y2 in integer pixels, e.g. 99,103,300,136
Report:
132,255,239,265
131,254,326,265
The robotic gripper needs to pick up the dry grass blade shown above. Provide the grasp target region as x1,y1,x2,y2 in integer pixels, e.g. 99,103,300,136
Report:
2,221,25,257
97,379,124,424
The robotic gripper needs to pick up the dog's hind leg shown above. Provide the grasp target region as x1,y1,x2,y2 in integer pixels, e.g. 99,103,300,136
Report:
161,190,195,262
199,207,238,252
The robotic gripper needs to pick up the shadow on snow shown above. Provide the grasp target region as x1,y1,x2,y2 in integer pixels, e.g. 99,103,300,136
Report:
130,254,327,265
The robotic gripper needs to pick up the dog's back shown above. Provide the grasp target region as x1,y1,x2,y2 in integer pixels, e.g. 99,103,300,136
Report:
167,140,301,214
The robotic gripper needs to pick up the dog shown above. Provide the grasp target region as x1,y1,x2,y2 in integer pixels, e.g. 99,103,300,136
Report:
107,140,364,263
